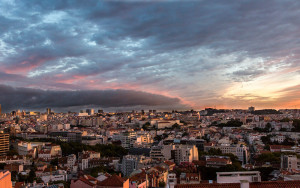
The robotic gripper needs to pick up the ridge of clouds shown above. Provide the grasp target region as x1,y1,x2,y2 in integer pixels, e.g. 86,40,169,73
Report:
0,84,185,112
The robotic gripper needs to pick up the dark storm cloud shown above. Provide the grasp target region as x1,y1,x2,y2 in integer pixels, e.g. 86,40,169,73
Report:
0,85,182,111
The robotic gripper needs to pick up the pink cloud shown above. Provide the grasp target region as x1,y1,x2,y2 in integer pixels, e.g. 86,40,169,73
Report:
3,55,54,75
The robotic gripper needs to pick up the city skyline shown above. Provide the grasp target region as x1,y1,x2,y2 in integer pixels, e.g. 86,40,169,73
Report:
0,1,300,111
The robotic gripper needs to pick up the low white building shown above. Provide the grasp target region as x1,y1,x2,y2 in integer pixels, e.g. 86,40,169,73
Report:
41,173,67,183
18,142,38,157
216,171,261,184
166,173,177,188
206,144,249,164
38,150,51,160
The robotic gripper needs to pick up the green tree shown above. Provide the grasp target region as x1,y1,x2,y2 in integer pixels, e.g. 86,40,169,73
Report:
266,123,272,131
198,166,218,180
208,148,222,155
182,132,189,137
261,135,272,145
214,120,243,128
159,181,166,187
90,166,115,177
50,158,59,166
154,135,163,142
0,163,6,170
11,171,18,181
252,167,275,181
28,170,36,183
282,138,295,146
256,153,280,163
222,153,239,163
172,123,180,129
7,149,19,156
292,119,300,132
279,128,287,131
280,118,291,122
142,122,151,130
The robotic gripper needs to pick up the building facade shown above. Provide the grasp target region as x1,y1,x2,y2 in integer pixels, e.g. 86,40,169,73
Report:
0,134,9,156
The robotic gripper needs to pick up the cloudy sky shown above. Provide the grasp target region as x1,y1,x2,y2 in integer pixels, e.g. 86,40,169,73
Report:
0,0,300,112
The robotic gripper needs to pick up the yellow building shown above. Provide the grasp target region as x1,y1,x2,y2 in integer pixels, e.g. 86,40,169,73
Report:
0,170,12,188
0,134,9,156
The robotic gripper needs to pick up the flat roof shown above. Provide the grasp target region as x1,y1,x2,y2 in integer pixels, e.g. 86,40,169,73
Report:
217,171,260,175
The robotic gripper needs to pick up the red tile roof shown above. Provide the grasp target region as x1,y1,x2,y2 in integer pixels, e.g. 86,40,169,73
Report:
14,182,24,188
164,160,176,166
77,177,96,186
175,181,300,188
98,174,126,187
206,158,230,162
269,145,292,150
192,160,206,166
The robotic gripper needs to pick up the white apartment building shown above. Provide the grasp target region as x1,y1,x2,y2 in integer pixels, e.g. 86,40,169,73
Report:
206,144,249,164
18,142,34,156
172,145,198,165
41,171,68,183
121,155,138,177
281,155,300,171
121,131,136,149
271,134,286,143
81,158,89,170
150,146,165,161
67,154,77,168
17,142,44,158
150,145,175,161
247,133,266,144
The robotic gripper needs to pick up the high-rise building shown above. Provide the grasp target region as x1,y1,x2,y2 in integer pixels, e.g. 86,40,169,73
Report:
86,109,94,115
121,155,138,177
0,134,9,155
248,106,255,112
46,108,51,115
171,145,199,165
0,170,12,188
120,131,136,149
11,111,16,116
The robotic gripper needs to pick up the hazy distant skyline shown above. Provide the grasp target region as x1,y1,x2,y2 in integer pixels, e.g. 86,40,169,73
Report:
0,0,299,111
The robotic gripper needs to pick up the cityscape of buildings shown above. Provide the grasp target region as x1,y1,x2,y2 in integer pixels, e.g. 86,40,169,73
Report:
0,105,300,187
1,0,300,188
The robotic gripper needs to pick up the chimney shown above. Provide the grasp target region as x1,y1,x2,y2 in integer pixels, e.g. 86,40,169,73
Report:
240,180,249,188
